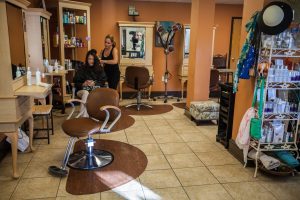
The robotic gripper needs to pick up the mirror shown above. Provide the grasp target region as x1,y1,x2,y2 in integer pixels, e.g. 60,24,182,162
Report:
120,27,146,59
258,1,293,35
6,3,26,79
263,5,284,27
184,27,190,58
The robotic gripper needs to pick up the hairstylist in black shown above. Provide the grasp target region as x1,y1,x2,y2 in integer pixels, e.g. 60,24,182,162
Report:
100,34,120,90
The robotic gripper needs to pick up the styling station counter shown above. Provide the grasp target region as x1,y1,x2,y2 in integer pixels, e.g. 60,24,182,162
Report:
0,81,52,178
117,21,155,100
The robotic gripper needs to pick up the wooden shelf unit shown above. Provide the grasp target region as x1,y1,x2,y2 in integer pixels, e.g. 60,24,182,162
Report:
58,0,91,67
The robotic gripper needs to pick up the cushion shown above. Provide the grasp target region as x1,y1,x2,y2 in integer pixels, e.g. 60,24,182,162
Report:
190,101,219,120
62,118,101,138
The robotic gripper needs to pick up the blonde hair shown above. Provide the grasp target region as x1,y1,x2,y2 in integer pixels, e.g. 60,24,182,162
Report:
105,34,116,48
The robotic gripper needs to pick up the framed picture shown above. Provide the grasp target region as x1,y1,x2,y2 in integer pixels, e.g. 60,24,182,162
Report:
155,21,175,47
120,26,146,59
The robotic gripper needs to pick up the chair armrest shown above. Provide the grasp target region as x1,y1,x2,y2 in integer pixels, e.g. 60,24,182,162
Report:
100,105,121,112
65,99,86,119
99,105,122,133
67,99,86,104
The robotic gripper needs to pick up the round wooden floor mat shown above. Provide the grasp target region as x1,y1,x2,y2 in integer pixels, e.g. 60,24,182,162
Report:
110,114,135,132
120,104,173,115
66,139,148,195
172,102,186,109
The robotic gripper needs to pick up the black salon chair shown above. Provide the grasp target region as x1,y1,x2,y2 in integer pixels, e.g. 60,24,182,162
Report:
49,88,121,176
213,54,227,69
209,68,220,99
125,66,152,111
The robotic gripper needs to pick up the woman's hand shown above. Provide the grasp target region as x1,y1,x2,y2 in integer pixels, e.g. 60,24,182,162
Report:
100,59,106,65
87,80,95,86
82,80,89,87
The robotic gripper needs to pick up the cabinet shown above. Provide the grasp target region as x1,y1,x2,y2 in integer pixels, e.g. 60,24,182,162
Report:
58,0,91,67
178,24,190,100
0,0,32,178
117,21,155,100
217,83,235,148
26,8,51,72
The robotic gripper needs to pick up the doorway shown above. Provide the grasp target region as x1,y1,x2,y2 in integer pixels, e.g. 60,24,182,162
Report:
228,17,242,69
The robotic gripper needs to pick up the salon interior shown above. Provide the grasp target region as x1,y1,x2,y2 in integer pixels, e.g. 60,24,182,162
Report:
1,0,300,199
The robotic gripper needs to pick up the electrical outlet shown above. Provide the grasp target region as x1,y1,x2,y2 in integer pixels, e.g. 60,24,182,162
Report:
162,76,164,82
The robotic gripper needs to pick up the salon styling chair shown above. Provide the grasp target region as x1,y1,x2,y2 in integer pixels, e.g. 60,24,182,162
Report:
213,54,227,69
49,88,121,176
210,68,220,99
125,66,152,111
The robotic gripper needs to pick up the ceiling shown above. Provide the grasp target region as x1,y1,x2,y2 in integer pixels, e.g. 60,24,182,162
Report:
135,0,244,4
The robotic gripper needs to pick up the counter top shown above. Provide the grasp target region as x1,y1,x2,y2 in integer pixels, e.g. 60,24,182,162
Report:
14,84,52,99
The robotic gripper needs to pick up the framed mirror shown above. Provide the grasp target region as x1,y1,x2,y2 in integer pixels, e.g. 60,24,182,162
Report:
6,2,27,79
120,27,146,59
184,27,190,58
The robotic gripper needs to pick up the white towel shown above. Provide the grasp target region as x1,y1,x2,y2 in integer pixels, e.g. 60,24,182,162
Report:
235,107,255,164
248,149,281,170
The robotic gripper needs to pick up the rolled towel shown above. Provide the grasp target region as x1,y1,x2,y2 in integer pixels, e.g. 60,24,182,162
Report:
274,151,300,168
259,154,281,170
248,149,281,170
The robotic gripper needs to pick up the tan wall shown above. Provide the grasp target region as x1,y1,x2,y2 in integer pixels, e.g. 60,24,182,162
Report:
231,0,265,140
186,0,215,106
214,4,243,56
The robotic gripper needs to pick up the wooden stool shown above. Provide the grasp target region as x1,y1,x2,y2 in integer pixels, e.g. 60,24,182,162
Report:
32,105,54,144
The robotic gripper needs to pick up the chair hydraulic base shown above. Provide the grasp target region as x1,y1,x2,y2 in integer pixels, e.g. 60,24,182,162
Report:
48,166,68,177
68,149,113,170
126,90,152,111
153,95,180,103
126,103,152,111
67,137,113,170
48,137,77,177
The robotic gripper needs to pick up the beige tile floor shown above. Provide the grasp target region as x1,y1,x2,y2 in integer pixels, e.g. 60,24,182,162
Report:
1,99,300,200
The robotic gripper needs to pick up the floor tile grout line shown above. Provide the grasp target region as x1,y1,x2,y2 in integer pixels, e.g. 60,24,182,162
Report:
144,108,226,194
55,177,62,199
138,114,190,199
9,149,35,200
256,180,279,200
145,116,193,200
219,183,235,200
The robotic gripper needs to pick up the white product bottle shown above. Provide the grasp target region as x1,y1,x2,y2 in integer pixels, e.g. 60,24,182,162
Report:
27,67,32,86
83,13,87,24
36,69,41,85
16,67,21,78
54,60,59,73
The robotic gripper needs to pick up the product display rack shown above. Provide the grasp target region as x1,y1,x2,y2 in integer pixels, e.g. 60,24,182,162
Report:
58,0,91,67
249,32,300,178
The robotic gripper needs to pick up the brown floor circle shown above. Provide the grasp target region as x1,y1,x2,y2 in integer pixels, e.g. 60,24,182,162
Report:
110,114,135,132
172,102,186,109
120,104,173,115
66,139,148,195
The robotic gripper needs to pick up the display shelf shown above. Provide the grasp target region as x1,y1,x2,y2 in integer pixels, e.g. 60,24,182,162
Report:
267,82,300,89
250,138,298,152
59,0,91,67
249,30,300,178
264,113,299,120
